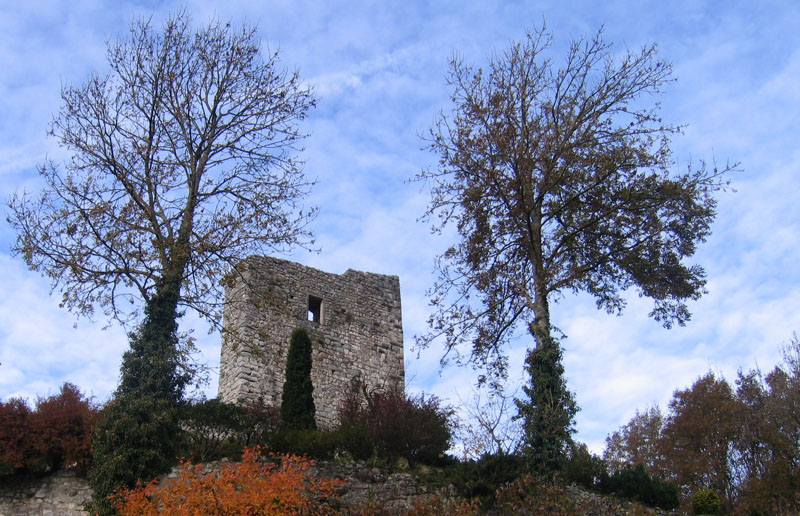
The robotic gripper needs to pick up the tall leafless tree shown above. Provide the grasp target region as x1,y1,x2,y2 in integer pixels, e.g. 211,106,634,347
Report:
8,12,316,336
7,13,317,511
456,383,523,460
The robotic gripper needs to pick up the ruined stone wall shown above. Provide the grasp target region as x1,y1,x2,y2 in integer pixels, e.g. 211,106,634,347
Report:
218,256,404,428
0,470,92,516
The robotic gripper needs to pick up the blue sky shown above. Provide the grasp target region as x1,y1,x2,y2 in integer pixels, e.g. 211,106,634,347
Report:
1,1,799,454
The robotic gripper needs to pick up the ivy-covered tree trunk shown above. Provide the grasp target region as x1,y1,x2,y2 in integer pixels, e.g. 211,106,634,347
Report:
517,331,578,476
518,269,578,476
116,286,188,401
280,328,317,430
89,283,189,516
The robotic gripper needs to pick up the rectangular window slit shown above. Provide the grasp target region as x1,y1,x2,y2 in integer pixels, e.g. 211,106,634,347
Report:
308,295,322,323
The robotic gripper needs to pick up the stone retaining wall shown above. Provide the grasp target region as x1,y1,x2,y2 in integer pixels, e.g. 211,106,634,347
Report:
0,461,440,516
0,470,91,516
0,465,682,516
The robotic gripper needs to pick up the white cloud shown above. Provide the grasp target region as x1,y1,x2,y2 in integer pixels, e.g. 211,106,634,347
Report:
1,0,799,459
0,255,128,402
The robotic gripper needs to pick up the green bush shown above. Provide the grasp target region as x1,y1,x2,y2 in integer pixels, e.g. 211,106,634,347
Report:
270,427,341,460
179,397,284,461
182,396,342,464
337,423,374,461
181,398,245,462
691,488,722,515
89,394,182,516
281,328,317,430
598,463,679,510
562,441,607,490
445,453,524,508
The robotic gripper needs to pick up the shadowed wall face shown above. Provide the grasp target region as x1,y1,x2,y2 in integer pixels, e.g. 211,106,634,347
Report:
219,256,404,428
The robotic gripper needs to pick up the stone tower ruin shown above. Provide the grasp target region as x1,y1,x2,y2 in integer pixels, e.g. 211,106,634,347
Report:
218,256,405,428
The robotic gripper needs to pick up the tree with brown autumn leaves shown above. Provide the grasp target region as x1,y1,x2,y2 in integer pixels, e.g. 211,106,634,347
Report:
416,24,735,473
603,405,668,480
604,338,800,514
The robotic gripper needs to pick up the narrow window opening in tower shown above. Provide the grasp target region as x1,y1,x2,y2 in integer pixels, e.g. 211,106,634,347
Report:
308,295,323,323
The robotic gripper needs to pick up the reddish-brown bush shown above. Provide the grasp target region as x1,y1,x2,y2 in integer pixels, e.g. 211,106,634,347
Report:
338,385,454,465
30,382,99,473
0,383,98,474
0,397,31,473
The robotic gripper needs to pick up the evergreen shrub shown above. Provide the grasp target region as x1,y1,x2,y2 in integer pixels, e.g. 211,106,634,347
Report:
598,463,679,510
446,453,524,508
270,428,341,460
337,423,374,460
280,328,317,430
89,394,182,515
181,398,245,462
562,441,607,490
180,397,284,461
691,488,722,515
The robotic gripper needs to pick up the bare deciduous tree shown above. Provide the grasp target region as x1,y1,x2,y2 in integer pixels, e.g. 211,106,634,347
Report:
7,13,317,512
456,383,523,460
8,12,316,332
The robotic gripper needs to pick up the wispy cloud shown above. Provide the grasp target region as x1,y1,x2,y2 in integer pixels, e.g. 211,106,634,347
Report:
1,1,798,456
0,255,128,401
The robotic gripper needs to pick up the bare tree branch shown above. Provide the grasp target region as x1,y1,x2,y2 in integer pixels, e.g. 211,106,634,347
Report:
6,11,317,330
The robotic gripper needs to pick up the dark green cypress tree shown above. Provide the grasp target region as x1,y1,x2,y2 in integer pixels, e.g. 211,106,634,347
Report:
516,336,578,476
280,328,317,430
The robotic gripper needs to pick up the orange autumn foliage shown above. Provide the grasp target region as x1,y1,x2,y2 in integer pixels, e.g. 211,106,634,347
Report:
113,447,342,516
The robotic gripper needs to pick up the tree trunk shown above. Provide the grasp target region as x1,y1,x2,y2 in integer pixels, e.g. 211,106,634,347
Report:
116,203,197,401
115,270,186,402
519,284,577,474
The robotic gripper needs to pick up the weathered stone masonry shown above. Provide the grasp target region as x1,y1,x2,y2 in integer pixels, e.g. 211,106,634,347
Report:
218,256,404,428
